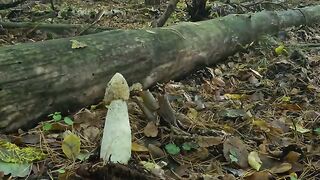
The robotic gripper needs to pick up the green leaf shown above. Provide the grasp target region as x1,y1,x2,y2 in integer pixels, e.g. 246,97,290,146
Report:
165,143,180,155
281,96,291,102
57,168,65,174
275,44,287,55
182,142,192,151
64,117,74,125
182,142,198,151
294,124,310,133
77,152,91,161
314,128,320,135
43,123,52,131
49,112,62,121
0,161,31,177
53,114,62,121
290,172,299,180
229,154,238,162
229,149,238,162
248,151,262,171
290,176,298,180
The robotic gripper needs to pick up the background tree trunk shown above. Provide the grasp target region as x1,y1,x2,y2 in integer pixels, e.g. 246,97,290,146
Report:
0,5,319,132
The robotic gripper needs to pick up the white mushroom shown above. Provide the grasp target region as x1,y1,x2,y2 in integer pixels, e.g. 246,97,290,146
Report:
100,73,131,164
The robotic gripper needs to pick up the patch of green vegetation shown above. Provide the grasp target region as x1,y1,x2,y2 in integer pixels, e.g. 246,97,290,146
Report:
43,112,74,131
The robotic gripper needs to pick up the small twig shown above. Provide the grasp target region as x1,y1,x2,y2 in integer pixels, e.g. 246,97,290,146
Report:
50,0,55,11
151,0,179,27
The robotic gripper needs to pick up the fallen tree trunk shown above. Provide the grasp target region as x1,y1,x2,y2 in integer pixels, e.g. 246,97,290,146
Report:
0,5,319,132
0,21,113,36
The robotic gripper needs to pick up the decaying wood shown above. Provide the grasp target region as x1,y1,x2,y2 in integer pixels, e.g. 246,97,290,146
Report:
0,5,320,132
0,21,113,36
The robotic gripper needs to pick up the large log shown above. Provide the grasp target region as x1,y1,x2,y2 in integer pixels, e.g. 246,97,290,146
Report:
0,6,320,132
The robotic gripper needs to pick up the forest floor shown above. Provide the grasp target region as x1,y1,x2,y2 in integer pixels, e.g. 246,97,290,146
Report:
0,0,320,179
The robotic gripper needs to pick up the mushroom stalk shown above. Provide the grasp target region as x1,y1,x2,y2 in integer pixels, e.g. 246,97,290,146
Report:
100,99,131,164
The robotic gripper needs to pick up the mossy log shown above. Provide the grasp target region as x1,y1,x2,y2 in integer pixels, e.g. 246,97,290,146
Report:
0,5,320,132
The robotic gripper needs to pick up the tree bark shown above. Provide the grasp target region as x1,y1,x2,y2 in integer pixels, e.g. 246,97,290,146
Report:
0,5,320,132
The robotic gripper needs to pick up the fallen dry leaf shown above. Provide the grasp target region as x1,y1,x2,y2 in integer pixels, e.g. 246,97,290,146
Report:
73,108,97,124
274,103,302,111
223,174,236,180
148,144,165,158
252,119,271,132
218,109,246,119
131,142,149,152
83,126,100,142
143,121,159,137
197,136,223,148
270,162,292,174
174,165,190,178
185,147,209,162
62,132,81,160
284,151,301,163
245,171,272,180
21,134,40,144
50,122,71,131
270,118,289,133
212,77,225,86
223,137,249,168
248,75,259,86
